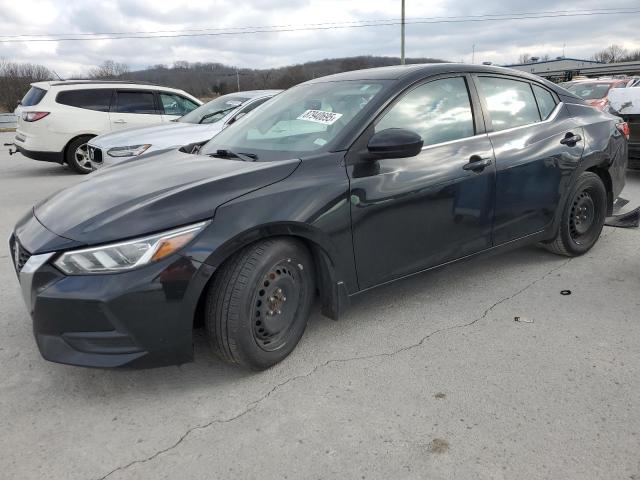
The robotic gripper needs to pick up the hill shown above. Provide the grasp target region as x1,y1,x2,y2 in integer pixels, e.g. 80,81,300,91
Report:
122,55,447,97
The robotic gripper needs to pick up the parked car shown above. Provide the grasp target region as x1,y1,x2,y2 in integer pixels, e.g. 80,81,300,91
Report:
12,80,202,174
608,87,640,169
562,78,630,112
10,64,628,370
87,90,281,169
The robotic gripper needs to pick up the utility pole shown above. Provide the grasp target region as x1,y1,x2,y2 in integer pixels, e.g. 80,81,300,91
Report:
236,69,240,92
400,0,405,65
472,44,476,64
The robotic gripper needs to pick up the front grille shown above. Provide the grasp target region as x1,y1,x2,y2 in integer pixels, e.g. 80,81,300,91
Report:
11,238,31,273
89,147,103,164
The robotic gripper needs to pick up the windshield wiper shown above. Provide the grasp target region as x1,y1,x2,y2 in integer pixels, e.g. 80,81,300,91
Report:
210,149,258,162
198,107,238,124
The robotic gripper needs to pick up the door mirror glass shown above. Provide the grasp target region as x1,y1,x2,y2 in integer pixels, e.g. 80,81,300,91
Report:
367,128,423,158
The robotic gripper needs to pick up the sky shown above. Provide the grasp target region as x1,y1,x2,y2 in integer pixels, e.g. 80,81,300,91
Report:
1,0,639,76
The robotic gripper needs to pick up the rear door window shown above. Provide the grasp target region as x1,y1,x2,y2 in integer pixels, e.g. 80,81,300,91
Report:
476,77,541,131
532,85,557,120
21,87,47,106
376,76,475,146
56,89,113,112
114,90,158,114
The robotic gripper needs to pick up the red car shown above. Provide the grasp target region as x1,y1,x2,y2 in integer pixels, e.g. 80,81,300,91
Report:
564,79,629,111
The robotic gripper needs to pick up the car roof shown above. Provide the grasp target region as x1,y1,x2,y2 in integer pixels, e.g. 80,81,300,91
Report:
31,80,191,94
304,62,574,97
569,78,628,84
29,80,202,104
230,89,283,99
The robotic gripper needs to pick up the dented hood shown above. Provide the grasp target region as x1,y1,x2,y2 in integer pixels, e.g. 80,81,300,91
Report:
34,150,300,245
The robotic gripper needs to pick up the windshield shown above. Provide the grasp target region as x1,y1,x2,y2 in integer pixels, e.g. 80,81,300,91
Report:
179,94,250,124
566,82,615,100
200,80,386,158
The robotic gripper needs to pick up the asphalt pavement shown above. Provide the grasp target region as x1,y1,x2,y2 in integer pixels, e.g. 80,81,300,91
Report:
1,131,639,480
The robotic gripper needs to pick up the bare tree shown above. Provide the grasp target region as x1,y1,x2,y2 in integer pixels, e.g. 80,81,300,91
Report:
593,44,628,63
0,58,52,110
518,53,531,64
88,60,130,79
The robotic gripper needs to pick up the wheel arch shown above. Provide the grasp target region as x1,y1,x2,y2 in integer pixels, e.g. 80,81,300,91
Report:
585,165,613,215
192,223,350,331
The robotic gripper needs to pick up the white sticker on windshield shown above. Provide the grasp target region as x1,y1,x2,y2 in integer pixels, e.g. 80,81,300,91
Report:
297,109,343,125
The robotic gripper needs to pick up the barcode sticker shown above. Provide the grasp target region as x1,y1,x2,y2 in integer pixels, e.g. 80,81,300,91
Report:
297,109,343,125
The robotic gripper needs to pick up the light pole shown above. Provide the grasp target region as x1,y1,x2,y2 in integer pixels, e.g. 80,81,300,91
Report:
400,0,405,65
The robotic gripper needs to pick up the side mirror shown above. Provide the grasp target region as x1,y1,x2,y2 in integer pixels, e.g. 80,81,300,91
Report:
367,128,423,159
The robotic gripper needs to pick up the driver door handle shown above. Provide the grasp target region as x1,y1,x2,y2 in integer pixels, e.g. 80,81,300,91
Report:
560,133,582,146
113,119,127,124
463,155,492,172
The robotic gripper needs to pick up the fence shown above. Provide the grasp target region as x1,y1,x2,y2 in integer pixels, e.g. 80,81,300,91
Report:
0,113,17,129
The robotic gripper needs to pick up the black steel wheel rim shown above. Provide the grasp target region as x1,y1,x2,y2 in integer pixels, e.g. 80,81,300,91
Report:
251,261,302,352
569,190,597,244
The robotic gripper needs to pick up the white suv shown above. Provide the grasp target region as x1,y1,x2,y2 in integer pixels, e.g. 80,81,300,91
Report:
13,80,202,173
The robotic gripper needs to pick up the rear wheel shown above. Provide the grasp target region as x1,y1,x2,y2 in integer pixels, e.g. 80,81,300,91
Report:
65,135,94,174
205,238,315,370
543,172,607,256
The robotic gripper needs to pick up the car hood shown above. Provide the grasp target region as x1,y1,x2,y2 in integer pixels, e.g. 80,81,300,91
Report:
89,122,223,151
34,150,300,246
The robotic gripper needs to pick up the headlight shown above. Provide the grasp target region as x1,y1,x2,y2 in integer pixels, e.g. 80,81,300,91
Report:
54,221,209,275
107,144,151,157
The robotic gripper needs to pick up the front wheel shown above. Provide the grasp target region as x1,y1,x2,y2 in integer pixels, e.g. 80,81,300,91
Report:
543,172,607,256
205,238,315,370
65,135,95,174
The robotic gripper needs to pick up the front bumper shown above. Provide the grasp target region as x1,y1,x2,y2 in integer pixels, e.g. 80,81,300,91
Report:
10,229,215,369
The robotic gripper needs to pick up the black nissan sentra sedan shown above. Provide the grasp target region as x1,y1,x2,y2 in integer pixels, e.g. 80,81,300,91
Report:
10,64,628,370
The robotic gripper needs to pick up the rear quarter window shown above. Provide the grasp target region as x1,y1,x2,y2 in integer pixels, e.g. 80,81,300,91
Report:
56,89,113,112
21,87,47,107
532,85,557,120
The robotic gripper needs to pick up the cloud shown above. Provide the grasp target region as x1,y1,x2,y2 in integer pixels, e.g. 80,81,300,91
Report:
0,0,639,76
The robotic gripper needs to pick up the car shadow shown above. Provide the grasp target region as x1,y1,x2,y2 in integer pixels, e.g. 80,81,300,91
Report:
4,164,79,178
45,243,567,394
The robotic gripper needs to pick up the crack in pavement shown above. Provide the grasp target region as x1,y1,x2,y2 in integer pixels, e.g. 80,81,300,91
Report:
95,257,573,480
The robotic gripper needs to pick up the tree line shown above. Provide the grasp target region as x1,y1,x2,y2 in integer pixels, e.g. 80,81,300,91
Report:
4,44,640,111
0,55,443,111
517,44,640,65
0,58,52,111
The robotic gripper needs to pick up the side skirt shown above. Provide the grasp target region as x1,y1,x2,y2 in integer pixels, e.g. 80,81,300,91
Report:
350,230,548,299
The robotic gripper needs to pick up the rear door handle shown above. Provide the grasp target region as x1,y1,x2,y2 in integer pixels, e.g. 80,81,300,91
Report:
113,119,127,124
463,155,492,171
560,133,582,146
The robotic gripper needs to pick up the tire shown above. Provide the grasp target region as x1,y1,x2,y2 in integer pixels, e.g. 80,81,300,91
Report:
65,135,95,174
205,238,315,370
543,172,607,256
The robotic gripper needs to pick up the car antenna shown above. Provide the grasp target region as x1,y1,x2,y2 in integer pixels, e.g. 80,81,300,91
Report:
51,70,64,81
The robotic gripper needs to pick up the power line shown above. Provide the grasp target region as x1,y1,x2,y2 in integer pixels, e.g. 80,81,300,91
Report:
1,7,638,38
1,9,639,43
